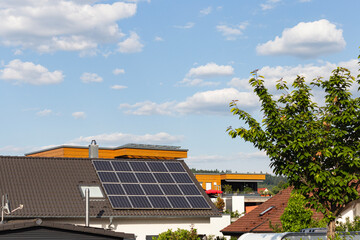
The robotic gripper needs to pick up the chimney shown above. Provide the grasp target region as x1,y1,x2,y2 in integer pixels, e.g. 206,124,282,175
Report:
89,140,98,158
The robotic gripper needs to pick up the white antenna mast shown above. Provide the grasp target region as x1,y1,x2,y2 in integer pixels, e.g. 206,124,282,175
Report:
1,194,24,224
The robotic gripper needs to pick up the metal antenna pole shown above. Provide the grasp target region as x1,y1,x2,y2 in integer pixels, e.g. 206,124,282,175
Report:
1,195,4,224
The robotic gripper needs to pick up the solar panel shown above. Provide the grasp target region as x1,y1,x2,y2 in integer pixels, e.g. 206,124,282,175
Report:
93,161,113,171
135,173,156,183
98,172,119,182
186,196,211,209
129,162,150,172
164,162,186,172
142,184,164,195
109,196,132,208
122,184,145,195
129,196,152,208
172,173,193,183
148,196,172,208
111,161,131,171
147,162,168,172
178,184,201,195
103,184,125,195
160,184,182,195
116,172,138,183
168,196,191,208
153,173,174,183
93,159,212,211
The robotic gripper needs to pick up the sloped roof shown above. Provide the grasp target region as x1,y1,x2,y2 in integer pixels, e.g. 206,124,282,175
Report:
221,187,323,235
0,219,135,239
0,156,220,218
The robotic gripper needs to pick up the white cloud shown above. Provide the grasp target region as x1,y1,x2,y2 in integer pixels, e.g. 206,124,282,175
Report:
0,59,63,85
260,0,281,10
228,59,359,91
0,1,137,53
72,111,86,119
119,88,258,116
81,72,103,83
37,109,52,116
111,85,128,90
200,6,212,16
117,32,144,53
154,36,164,42
256,19,346,58
186,62,234,78
113,68,125,75
68,132,183,146
178,78,220,87
216,22,248,40
174,22,195,29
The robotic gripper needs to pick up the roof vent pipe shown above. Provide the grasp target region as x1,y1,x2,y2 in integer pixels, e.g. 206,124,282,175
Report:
85,188,90,227
89,140,98,158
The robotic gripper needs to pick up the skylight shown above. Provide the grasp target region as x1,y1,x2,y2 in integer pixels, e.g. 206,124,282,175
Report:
79,186,104,198
259,206,275,216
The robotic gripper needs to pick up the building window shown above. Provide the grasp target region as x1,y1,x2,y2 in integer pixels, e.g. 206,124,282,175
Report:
206,182,212,190
79,185,104,198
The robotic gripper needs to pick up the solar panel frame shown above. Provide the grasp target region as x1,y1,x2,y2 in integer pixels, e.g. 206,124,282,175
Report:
122,184,145,195
160,184,183,195
141,184,164,195
116,172,138,183
167,196,191,208
178,184,202,195
164,162,186,172
111,161,132,171
93,161,113,171
186,196,211,209
129,161,150,172
153,173,175,183
108,196,132,208
135,173,157,183
148,196,172,208
129,196,152,208
171,173,193,183
147,162,168,172
103,184,125,195
98,172,119,183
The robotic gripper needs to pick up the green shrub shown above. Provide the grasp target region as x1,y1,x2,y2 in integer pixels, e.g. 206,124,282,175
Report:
152,228,200,240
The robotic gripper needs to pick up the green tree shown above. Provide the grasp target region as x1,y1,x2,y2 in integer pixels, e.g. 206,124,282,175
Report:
215,196,225,211
152,228,200,240
281,192,326,232
227,55,360,239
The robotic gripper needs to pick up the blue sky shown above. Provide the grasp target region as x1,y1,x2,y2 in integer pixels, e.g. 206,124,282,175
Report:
0,0,359,174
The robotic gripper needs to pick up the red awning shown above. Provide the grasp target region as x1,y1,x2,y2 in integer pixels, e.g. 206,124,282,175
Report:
205,189,223,194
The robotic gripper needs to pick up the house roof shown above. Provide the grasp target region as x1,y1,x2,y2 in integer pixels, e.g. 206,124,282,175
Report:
0,218,135,239
221,187,323,235
0,156,220,219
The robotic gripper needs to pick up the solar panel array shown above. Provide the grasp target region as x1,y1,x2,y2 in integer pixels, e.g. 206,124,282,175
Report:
93,160,211,210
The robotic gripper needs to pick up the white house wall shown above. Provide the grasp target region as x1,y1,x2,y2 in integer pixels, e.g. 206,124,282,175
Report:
51,215,230,240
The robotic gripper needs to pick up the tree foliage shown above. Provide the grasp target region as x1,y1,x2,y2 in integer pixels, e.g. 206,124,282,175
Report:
153,228,200,240
228,55,360,238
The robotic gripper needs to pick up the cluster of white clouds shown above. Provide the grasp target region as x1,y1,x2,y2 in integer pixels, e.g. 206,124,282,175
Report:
80,72,103,83
216,22,248,40
0,59,63,85
68,132,183,146
260,0,281,10
0,1,142,54
257,19,346,58
72,111,86,119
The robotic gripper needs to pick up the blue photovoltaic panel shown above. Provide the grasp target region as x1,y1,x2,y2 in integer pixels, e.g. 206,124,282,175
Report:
147,162,168,172
129,162,150,172
149,196,172,208
129,196,152,208
98,172,119,182
160,184,182,195
187,196,211,209
109,196,132,208
93,161,113,171
103,184,125,195
111,161,131,171
116,172,138,183
122,184,145,195
172,173,193,183
142,184,164,195
164,162,186,172
178,184,201,195
168,196,191,208
153,173,174,183
135,173,156,183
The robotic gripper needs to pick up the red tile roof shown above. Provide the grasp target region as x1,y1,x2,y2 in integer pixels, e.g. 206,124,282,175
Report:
0,156,220,219
221,187,323,235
